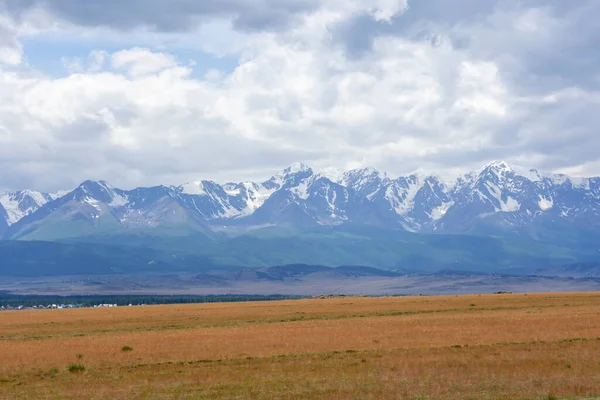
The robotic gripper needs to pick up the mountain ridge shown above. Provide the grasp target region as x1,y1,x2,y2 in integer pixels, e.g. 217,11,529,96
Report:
2,161,599,241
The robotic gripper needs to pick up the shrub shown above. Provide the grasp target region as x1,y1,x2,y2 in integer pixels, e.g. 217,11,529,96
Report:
37,367,59,379
121,345,134,352
76,353,84,359
67,363,85,373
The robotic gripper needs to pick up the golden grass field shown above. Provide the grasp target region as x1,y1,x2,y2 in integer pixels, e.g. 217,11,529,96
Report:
1,292,600,399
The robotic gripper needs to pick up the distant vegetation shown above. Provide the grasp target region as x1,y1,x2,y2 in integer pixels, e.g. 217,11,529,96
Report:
0,294,306,308
66,364,85,373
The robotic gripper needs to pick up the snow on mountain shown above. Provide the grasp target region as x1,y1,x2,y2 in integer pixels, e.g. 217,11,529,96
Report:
0,190,53,226
385,176,423,216
3,161,600,238
228,182,278,216
539,196,554,211
180,181,209,196
430,201,454,220
319,167,346,184
285,162,310,175
46,189,72,201
510,165,543,182
340,167,389,199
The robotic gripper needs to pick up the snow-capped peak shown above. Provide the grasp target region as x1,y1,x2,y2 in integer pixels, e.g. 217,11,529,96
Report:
49,190,72,200
180,180,209,195
509,165,581,186
406,169,457,191
284,162,311,175
487,160,511,169
511,165,542,182
78,180,113,192
0,190,52,226
348,167,384,178
342,167,387,184
477,160,514,178
75,180,128,207
385,174,426,216
4,161,600,233
263,162,315,191
318,167,346,184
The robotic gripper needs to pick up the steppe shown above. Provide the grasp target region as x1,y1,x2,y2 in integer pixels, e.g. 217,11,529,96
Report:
1,292,599,399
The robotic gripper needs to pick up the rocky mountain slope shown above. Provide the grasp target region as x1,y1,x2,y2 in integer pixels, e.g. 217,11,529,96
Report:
2,161,599,242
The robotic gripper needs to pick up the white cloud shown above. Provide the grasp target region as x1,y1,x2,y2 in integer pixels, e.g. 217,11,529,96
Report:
88,50,109,72
0,1,599,192
454,61,507,116
368,0,409,22
0,14,23,65
111,47,178,77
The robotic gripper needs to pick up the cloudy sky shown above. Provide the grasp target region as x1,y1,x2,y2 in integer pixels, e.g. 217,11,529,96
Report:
0,0,599,191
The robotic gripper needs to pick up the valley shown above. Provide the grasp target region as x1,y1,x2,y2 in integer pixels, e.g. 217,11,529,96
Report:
1,268,600,297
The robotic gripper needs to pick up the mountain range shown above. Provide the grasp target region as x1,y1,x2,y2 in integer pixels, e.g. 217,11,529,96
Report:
1,161,599,276
2,161,599,237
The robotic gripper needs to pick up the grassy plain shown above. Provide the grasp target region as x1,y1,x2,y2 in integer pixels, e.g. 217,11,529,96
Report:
0,292,599,399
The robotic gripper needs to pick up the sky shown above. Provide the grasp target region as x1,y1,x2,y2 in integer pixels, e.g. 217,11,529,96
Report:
0,0,599,191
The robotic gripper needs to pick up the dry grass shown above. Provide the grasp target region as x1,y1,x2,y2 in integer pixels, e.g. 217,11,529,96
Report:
1,292,600,399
